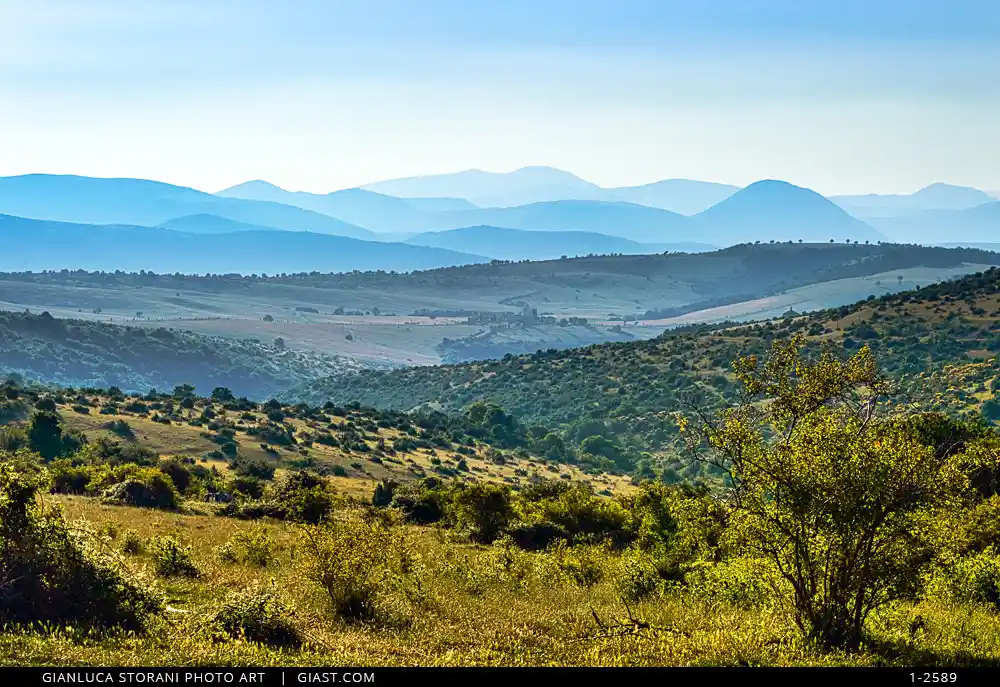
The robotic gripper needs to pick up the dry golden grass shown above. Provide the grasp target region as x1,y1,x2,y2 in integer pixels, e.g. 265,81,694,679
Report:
3,494,1000,667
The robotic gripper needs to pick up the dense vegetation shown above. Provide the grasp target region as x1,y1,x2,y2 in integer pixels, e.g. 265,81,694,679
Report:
0,310,367,398
292,268,1000,474
3,341,1000,666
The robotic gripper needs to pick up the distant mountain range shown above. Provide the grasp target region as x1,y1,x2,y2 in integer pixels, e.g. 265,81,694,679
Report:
359,166,740,214
404,226,716,261
0,214,487,274
218,181,476,232
361,166,608,209
870,202,1000,245
5,171,998,270
0,174,377,240
830,183,995,218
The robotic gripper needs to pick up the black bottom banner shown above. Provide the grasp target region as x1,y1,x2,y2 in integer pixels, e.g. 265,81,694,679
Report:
0,667,994,686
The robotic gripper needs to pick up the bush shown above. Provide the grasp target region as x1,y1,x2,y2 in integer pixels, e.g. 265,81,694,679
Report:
0,463,163,631
273,471,335,524
230,475,265,500
683,557,779,609
940,548,1000,611
450,482,514,544
232,456,276,480
390,481,447,525
217,525,277,568
614,548,664,602
150,536,200,578
102,472,180,510
121,529,144,555
210,586,300,647
549,541,609,587
300,519,394,622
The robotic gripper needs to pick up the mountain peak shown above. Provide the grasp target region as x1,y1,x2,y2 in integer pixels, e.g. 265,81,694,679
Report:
219,180,287,194
695,179,885,244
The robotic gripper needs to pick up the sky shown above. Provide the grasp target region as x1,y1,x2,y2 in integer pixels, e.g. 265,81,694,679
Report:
0,0,998,196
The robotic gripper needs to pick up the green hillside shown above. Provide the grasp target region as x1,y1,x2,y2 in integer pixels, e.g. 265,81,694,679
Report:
0,310,372,399
290,267,1000,471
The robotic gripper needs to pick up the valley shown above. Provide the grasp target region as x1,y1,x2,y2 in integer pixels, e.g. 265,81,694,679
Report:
2,244,995,373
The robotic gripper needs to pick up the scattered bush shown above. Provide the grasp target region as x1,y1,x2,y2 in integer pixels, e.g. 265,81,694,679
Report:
209,585,300,647
300,519,394,622
121,529,144,555
150,536,200,578
217,525,277,568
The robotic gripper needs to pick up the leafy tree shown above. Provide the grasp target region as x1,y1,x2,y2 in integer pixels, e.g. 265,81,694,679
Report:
27,411,82,461
211,387,235,403
450,482,514,543
684,337,969,651
172,384,196,400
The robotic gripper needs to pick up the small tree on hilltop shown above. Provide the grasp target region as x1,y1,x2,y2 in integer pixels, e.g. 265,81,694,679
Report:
680,336,970,651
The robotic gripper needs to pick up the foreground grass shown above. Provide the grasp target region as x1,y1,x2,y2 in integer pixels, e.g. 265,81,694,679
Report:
3,496,1000,667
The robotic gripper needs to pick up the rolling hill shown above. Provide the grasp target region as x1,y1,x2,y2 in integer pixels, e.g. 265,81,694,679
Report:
361,166,606,207
0,214,488,274
607,179,740,215
217,181,474,232
869,202,1000,245
422,200,695,243
289,266,1000,457
694,180,887,244
157,214,277,234
0,309,375,399
832,183,996,218
403,225,712,261
0,174,376,240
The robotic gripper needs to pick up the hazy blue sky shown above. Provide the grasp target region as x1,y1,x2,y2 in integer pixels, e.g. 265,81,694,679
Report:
1,0,998,195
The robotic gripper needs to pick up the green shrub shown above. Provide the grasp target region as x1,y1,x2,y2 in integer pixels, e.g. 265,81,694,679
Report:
272,471,335,524
683,557,778,608
450,482,514,544
217,525,277,567
102,472,181,510
549,540,609,587
209,585,300,647
614,548,664,602
940,548,1000,611
121,529,144,555
230,475,265,499
299,519,394,622
0,463,163,631
150,536,200,578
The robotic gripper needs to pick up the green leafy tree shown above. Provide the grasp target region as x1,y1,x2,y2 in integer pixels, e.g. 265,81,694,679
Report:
684,337,969,651
451,482,514,544
27,411,82,461
211,387,235,403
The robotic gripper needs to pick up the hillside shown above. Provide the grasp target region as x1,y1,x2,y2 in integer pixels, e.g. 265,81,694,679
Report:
2,242,993,322
0,214,488,274
0,174,376,239
607,179,740,215
694,180,886,244
362,166,606,207
0,309,375,399
832,183,996,218
217,182,457,232
424,200,693,243
290,267,1000,465
404,225,681,261
870,201,1000,245
158,214,277,234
